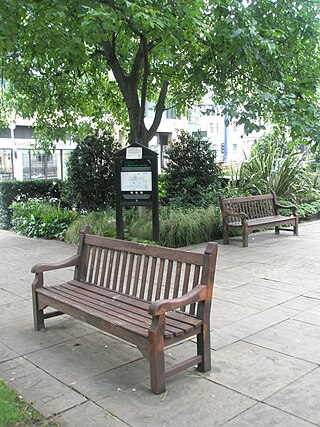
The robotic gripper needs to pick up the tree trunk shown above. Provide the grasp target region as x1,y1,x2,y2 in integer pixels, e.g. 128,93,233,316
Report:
102,38,168,147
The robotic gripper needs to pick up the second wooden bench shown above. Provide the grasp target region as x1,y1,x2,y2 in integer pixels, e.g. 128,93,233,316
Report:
219,192,298,247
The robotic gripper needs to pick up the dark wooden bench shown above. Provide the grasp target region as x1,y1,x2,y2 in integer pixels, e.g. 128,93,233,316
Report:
219,192,298,247
31,226,218,394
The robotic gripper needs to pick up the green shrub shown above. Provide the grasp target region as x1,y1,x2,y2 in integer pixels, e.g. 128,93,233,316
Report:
163,130,222,207
11,201,78,240
62,129,120,211
0,179,64,229
297,199,320,220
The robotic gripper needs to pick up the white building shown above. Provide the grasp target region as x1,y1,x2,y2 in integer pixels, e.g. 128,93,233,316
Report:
0,118,76,181
0,100,266,180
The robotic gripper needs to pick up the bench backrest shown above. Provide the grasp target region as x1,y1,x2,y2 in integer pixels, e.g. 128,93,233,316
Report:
219,193,276,221
74,228,217,315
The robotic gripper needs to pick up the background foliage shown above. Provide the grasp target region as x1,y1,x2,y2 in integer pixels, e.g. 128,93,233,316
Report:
1,0,319,147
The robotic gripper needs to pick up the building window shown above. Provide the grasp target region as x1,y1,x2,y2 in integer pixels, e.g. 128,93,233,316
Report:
20,150,58,180
233,121,238,132
233,144,238,154
62,150,73,179
0,149,13,180
164,107,176,119
209,122,220,134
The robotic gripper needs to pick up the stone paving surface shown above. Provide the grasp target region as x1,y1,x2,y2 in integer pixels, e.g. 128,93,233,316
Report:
0,221,320,426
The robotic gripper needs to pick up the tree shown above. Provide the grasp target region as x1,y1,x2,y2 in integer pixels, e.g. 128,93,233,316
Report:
0,0,319,148
163,130,221,206
63,129,119,211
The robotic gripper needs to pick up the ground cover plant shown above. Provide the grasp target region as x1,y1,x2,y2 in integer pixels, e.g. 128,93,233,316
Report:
0,179,63,229
11,201,78,240
64,205,223,248
0,379,56,426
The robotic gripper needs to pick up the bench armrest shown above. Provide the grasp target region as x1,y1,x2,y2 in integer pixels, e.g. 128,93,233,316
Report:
224,210,248,222
148,284,207,316
31,254,81,274
274,203,297,216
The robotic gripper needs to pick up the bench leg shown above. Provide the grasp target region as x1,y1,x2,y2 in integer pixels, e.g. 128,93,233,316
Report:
32,294,45,331
148,316,166,394
294,219,299,236
275,226,280,234
242,229,249,247
223,223,229,245
197,324,211,372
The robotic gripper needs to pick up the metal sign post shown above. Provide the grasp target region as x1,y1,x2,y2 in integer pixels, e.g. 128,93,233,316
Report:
114,143,159,242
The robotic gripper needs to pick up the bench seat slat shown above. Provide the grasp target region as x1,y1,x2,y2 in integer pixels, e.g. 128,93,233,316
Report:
37,283,202,339
68,280,202,328
45,285,158,336
228,215,296,227
55,284,189,336
61,283,195,334
37,288,152,338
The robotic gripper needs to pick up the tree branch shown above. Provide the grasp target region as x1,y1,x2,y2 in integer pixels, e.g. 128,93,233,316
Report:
137,37,149,138
148,80,169,138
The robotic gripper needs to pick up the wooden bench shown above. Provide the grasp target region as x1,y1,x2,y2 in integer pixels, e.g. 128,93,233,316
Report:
31,226,218,394
219,192,298,247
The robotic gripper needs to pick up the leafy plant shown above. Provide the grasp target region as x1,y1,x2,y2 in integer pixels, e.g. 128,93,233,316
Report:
163,130,222,207
0,179,64,229
236,140,312,201
297,199,320,220
11,201,78,240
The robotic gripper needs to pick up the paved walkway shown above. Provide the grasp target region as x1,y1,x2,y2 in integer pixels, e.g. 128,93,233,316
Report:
1,221,320,426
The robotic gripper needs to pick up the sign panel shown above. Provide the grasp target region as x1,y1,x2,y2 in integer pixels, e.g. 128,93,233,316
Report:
126,147,143,159
121,171,152,191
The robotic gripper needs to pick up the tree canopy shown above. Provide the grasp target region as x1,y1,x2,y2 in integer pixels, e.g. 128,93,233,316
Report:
0,0,319,148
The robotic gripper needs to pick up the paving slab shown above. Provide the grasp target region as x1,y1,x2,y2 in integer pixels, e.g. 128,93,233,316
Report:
265,367,320,425
99,375,256,427
1,316,95,354
246,318,320,364
210,298,259,329
209,341,316,400
0,342,19,363
0,221,320,426
26,332,143,385
54,401,128,427
223,402,316,427
0,356,86,417
211,305,299,350
214,283,296,311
